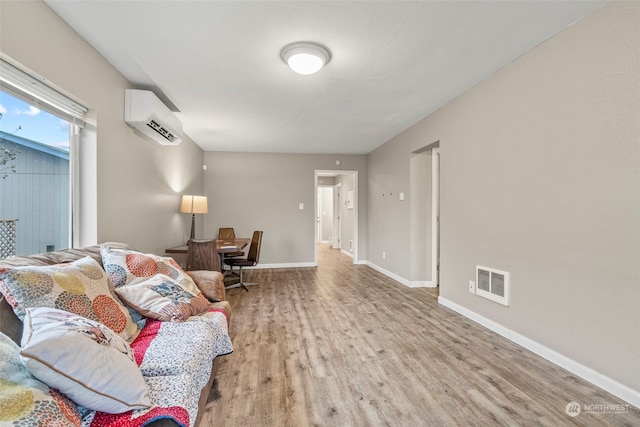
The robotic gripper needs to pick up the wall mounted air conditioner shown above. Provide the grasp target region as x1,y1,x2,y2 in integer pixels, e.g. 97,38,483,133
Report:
124,89,182,145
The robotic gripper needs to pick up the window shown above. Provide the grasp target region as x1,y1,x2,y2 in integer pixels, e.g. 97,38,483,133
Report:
0,57,87,257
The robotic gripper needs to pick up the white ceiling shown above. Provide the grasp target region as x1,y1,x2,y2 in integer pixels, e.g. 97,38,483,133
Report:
45,0,605,155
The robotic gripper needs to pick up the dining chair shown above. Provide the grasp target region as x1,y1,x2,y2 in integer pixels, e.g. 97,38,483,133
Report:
186,239,220,272
217,227,244,276
217,227,235,240
224,230,263,292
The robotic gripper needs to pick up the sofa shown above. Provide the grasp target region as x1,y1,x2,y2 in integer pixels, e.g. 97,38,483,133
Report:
0,242,232,427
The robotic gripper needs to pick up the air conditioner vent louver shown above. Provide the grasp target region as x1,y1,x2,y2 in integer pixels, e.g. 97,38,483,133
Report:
147,119,179,143
476,265,510,306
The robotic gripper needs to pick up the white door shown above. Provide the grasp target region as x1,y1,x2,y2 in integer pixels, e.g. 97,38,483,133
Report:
317,187,333,243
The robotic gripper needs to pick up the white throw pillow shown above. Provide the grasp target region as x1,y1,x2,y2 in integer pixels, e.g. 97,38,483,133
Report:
19,307,152,414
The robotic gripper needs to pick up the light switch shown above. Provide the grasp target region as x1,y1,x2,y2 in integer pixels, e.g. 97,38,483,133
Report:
399,192,405,201
299,203,304,210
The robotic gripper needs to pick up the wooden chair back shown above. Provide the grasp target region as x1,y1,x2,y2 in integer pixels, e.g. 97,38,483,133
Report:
247,231,263,264
186,239,220,271
218,228,236,240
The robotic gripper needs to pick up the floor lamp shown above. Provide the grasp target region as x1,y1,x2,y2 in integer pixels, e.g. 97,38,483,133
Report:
180,195,208,239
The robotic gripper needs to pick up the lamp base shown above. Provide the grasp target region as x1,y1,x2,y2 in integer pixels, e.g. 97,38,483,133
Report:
190,214,195,240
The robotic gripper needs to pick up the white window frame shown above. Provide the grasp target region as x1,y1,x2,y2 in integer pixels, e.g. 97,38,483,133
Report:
0,54,90,250
0,56,87,126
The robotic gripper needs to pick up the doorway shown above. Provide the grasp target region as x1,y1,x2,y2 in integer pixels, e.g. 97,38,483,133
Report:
409,142,439,287
314,170,358,265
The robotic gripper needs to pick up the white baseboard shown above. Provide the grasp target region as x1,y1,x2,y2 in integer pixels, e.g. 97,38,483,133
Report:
410,280,436,288
246,262,316,269
365,262,436,288
341,249,353,258
438,296,640,409
365,261,410,286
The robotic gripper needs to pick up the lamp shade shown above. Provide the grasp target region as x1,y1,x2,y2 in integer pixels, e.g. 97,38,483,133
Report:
180,195,208,214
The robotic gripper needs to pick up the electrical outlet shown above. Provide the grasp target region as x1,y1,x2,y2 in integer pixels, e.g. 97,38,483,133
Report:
469,280,476,293
382,251,386,260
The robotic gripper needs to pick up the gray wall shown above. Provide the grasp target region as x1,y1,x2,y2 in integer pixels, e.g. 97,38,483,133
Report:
202,152,367,266
367,135,412,277
1,0,205,256
367,1,639,392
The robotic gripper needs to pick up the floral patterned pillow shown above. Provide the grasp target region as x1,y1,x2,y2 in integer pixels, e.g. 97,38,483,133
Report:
0,256,138,342
101,245,203,296
0,331,81,427
114,274,211,322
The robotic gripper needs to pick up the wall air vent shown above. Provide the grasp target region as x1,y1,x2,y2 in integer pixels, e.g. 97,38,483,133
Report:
476,265,510,306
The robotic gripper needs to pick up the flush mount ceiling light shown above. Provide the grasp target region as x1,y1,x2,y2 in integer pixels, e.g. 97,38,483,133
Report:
281,42,331,75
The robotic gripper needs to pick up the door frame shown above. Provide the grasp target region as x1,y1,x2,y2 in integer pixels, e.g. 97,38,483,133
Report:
314,170,358,265
431,148,440,286
316,187,322,243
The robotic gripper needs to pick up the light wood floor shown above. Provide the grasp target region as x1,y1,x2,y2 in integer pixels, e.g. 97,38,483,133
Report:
201,244,639,426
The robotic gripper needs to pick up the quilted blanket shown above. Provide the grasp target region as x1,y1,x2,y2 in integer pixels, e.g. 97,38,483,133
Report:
80,309,232,427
